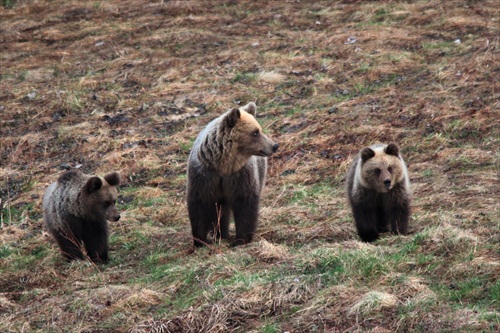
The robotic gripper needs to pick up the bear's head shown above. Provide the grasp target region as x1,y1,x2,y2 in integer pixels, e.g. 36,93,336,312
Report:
82,172,121,222
359,143,405,193
223,102,279,159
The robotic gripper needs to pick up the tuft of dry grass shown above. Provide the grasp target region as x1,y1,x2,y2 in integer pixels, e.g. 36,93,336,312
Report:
348,291,399,316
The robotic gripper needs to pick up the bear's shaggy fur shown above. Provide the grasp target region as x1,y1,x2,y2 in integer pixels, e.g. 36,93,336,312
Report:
346,143,411,242
43,170,121,263
187,102,279,247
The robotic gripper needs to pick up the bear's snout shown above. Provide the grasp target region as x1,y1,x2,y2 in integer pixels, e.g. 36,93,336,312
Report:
107,213,121,222
383,179,391,189
257,137,279,157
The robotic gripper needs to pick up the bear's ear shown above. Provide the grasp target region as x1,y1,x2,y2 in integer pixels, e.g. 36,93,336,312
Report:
104,172,120,186
225,108,241,128
385,143,400,157
84,177,103,194
241,102,257,116
361,147,375,162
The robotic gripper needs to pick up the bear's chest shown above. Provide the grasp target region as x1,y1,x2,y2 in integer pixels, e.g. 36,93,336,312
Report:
206,166,256,200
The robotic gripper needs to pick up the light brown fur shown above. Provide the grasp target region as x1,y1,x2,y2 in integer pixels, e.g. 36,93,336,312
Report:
196,103,276,176
220,110,264,174
358,150,405,193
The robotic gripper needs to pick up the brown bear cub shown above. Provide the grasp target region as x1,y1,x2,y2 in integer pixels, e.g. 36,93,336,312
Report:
187,102,279,247
43,170,121,263
346,143,411,242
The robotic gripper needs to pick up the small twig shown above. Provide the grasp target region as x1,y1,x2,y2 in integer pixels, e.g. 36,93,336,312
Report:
7,176,11,226
215,203,222,245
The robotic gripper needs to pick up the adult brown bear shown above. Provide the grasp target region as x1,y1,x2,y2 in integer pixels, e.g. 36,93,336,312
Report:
187,102,279,247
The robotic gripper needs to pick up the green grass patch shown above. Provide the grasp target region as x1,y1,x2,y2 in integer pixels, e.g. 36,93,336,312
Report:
285,106,302,117
30,245,49,260
297,247,390,285
65,90,86,112
435,276,496,306
117,186,168,210
286,181,337,207
19,69,29,81
9,249,44,271
232,72,257,84
422,41,457,51
489,279,500,304
262,322,282,333
331,74,403,102
0,202,36,225
140,262,210,311
0,245,16,258
178,140,194,154
298,251,344,280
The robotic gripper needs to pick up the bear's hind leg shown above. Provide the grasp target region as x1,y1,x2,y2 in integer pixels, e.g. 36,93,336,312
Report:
231,195,259,247
188,200,218,247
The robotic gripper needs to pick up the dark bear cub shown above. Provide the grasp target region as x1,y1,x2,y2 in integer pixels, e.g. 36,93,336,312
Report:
43,170,121,263
346,143,411,242
187,102,279,247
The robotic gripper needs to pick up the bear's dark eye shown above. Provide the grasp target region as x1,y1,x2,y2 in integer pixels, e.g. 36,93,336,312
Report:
104,200,112,207
252,130,259,137
388,166,393,173
374,168,381,175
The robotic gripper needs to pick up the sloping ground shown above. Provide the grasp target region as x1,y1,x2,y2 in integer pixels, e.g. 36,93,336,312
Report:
0,0,498,332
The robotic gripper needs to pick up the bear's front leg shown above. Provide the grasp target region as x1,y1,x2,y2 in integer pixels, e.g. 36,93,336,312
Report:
352,203,380,242
82,222,109,264
386,187,410,236
56,234,85,261
55,224,85,261
375,206,389,233
387,201,410,236
231,195,259,247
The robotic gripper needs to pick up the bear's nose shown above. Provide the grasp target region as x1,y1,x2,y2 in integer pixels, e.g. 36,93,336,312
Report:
272,143,279,152
383,179,391,188
116,215,121,221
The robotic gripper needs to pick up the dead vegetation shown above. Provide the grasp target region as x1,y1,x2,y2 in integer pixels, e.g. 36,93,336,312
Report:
1,0,499,332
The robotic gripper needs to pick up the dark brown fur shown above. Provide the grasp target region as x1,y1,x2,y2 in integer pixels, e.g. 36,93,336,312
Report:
187,103,278,247
346,143,411,242
43,170,121,263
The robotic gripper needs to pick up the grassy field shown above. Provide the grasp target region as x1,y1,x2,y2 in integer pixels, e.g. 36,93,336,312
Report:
0,0,498,332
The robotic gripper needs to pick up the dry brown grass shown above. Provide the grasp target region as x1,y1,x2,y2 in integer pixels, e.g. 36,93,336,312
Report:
1,0,499,332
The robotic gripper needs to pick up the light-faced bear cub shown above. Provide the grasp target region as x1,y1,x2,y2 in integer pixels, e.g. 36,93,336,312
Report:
346,143,411,242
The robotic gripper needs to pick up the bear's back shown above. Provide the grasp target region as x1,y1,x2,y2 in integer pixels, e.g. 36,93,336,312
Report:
42,182,57,211
43,171,89,228
188,115,222,167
